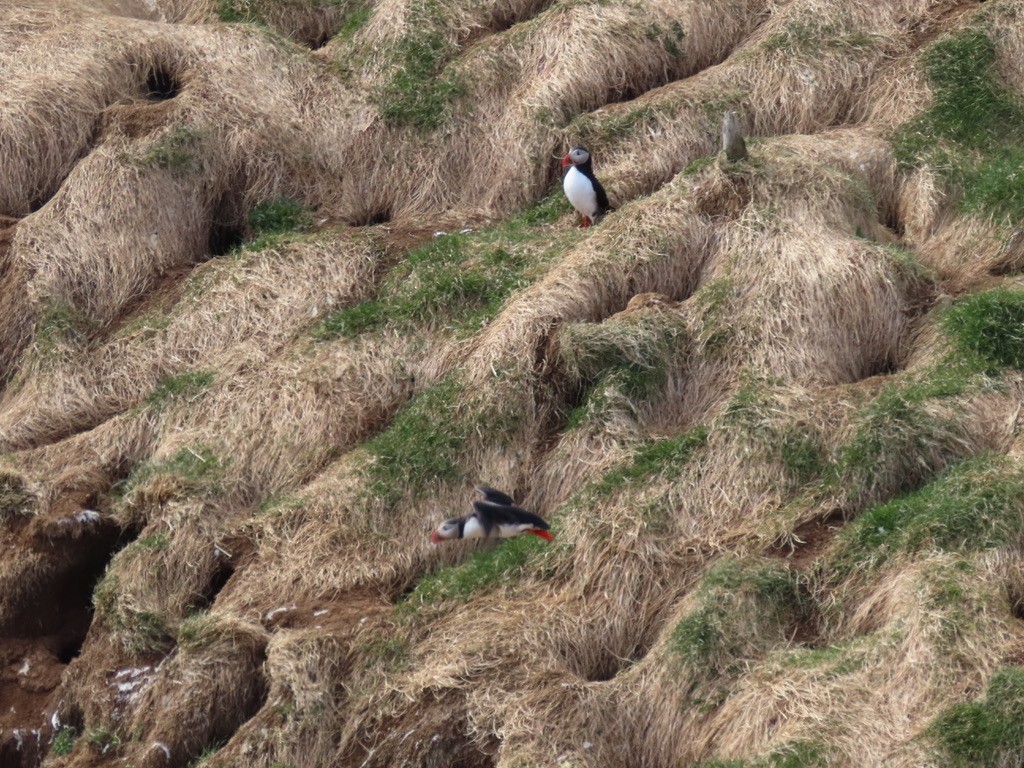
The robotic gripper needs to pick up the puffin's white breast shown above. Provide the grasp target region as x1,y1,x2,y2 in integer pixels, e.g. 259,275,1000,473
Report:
563,166,599,218
463,516,485,538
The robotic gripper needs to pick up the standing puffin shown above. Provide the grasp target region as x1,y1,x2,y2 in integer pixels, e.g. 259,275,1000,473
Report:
561,146,612,228
430,486,554,543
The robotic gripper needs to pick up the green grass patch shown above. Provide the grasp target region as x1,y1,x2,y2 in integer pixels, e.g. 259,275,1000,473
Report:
85,727,122,754
831,362,987,501
765,741,828,768
359,637,410,668
647,20,685,57
943,289,1024,372
928,667,1024,767
692,277,740,355
833,454,1024,576
135,533,170,551
363,376,519,507
217,0,262,23
177,611,217,649
374,19,466,131
591,427,708,498
121,446,227,502
503,191,573,230
33,299,94,356
894,28,1024,222
0,472,30,521
142,125,205,172
400,534,546,610
336,4,371,40
670,559,807,676
570,105,659,145
248,197,313,235
760,20,877,56
93,572,174,654
51,726,78,757
147,370,214,410
561,312,688,429
314,232,535,340
779,428,827,485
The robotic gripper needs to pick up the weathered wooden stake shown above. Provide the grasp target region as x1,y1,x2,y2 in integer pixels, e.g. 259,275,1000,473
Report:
721,110,747,162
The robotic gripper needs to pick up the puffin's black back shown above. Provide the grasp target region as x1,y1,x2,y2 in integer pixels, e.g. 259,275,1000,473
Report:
574,154,612,215
476,485,516,506
473,500,550,530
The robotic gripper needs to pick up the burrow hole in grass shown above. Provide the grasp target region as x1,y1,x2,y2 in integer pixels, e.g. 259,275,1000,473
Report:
39,512,135,665
195,553,238,610
1009,582,1024,622
306,29,333,50
145,67,181,101
206,193,245,259
348,207,393,227
559,632,656,682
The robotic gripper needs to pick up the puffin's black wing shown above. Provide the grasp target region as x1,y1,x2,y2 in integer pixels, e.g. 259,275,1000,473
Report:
594,178,612,215
476,485,516,506
473,500,550,530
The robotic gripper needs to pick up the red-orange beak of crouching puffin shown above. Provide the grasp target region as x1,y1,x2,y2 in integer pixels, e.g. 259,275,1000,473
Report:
560,152,572,169
430,529,441,544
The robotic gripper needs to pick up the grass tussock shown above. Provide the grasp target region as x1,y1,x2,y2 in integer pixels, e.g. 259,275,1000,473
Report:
670,558,808,680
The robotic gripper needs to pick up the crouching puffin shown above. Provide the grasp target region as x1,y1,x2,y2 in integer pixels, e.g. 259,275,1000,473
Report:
561,146,612,228
430,486,554,543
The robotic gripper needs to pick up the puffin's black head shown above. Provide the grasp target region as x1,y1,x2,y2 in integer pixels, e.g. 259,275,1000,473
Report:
561,146,591,170
430,518,461,544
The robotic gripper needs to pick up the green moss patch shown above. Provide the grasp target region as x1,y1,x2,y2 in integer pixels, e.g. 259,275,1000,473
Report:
147,370,215,411
760,19,878,57
670,559,808,677
894,29,1024,223
248,197,313,236
370,0,466,131
590,426,708,498
315,217,557,339
831,364,986,502
142,125,206,173
363,375,520,506
399,533,547,611
928,667,1024,767
833,454,1024,576
120,446,228,503
943,289,1024,373
561,312,688,430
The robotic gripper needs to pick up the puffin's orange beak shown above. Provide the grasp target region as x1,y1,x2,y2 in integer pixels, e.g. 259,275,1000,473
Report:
430,530,441,544
560,153,572,168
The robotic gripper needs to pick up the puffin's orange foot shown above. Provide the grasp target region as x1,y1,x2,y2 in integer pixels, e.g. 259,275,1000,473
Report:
581,216,591,228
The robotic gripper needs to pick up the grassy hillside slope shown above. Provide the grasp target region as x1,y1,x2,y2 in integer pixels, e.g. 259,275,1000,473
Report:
2,0,1024,766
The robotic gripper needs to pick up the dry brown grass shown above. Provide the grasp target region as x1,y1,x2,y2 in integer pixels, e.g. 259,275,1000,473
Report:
4,1,1024,767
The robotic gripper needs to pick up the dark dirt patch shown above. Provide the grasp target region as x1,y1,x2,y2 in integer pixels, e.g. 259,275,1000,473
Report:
0,639,64,728
768,509,846,569
105,261,194,338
